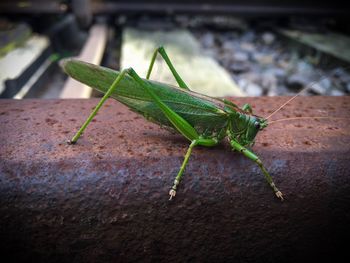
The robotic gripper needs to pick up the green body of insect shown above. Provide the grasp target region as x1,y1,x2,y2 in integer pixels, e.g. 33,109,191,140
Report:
61,46,283,200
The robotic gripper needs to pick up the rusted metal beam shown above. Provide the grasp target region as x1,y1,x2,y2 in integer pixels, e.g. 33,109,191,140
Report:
0,97,349,262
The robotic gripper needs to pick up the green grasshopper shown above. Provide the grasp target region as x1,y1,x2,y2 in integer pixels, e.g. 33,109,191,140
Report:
61,46,283,201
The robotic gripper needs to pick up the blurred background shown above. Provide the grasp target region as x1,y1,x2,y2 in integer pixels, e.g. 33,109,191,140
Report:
0,0,350,99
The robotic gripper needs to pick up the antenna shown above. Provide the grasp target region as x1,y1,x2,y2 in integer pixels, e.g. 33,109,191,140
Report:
265,65,350,120
265,85,309,120
268,116,350,124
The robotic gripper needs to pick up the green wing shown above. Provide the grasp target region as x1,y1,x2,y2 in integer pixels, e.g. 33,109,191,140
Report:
61,59,228,135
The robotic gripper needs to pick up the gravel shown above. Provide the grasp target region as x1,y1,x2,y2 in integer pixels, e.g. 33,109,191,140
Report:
193,25,350,96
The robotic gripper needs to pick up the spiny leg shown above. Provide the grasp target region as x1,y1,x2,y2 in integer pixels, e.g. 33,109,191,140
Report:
146,46,190,90
169,137,218,200
68,69,129,144
230,139,283,200
169,140,198,200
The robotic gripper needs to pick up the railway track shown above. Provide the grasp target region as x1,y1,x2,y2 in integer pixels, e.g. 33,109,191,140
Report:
0,1,349,98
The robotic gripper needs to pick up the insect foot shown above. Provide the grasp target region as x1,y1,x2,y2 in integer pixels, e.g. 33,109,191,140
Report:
276,191,284,201
169,189,176,200
66,139,76,145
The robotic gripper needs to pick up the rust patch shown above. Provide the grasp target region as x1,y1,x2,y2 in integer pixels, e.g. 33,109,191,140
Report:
0,97,350,262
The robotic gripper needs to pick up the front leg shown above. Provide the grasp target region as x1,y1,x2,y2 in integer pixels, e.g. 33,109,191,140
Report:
230,139,284,200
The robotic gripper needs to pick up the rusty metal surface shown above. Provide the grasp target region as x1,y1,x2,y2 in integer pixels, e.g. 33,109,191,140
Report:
0,97,350,262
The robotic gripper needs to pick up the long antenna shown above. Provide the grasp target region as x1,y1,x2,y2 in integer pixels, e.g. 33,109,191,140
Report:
264,66,350,120
265,84,309,120
269,116,350,124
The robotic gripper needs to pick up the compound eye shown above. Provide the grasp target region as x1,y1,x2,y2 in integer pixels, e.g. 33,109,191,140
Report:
254,121,260,129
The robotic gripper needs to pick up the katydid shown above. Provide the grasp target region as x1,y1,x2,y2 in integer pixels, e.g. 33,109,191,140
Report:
61,46,283,200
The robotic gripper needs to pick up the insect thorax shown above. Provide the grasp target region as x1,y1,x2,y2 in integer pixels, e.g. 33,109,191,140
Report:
227,112,262,147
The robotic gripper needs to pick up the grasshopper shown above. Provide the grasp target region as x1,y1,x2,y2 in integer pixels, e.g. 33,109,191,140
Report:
61,46,283,200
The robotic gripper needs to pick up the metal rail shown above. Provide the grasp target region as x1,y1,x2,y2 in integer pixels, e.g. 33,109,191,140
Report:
1,96,349,262
60,24,108,98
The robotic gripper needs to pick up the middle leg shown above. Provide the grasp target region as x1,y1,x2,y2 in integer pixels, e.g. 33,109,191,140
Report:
169,137,218,200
